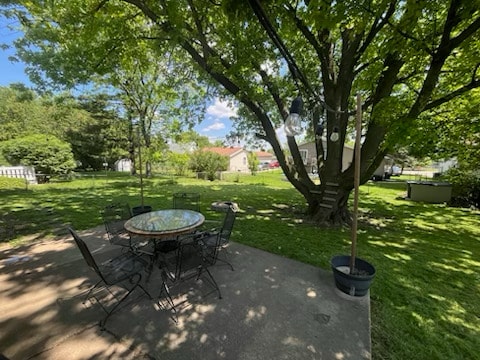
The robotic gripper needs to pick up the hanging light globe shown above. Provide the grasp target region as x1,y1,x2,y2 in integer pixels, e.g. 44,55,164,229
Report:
284,113,302,136
284,96,303,137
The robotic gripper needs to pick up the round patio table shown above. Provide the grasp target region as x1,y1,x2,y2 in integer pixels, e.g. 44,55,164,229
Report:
124,209,205,239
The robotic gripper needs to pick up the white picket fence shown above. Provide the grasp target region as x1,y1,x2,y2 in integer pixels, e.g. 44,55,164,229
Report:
0,166,37,184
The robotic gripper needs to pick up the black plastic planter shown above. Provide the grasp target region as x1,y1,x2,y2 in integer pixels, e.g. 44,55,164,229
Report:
331,255,376,297
132,205,152,216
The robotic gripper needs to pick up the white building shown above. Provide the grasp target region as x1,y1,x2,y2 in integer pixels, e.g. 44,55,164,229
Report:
203,147,250,172
297,140,354,172
114,158,132,172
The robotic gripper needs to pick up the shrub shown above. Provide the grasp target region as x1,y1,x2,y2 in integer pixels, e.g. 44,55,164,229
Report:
0,134,76,176
442,167,480,209
167,152,190,176
248,152,260,175
189,150,228,181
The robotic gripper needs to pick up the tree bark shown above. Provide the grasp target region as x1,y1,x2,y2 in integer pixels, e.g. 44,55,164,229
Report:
307,185,352,226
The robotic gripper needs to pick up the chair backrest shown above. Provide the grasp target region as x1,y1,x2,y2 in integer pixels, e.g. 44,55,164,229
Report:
173,234,204,280
68,228,102,278
173,192,200,212
219,206,236,244
102,203,132,238
195,206,236,268
103,203,132,220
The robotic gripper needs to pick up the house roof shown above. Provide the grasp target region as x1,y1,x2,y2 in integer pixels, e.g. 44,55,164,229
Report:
203,147,245,157
256,151,274,158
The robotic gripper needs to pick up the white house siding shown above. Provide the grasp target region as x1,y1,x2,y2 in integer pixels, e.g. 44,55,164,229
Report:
297,141,354,171
229,150,249,172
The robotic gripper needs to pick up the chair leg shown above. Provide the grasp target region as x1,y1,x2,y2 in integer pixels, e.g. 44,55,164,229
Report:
215,256,234,271
139,283,153,300
99,282,139,330
83,279,103,304
201,266,222,299
157,279,178,323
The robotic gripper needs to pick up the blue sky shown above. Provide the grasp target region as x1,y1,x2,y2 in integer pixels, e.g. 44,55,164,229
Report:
0,15,287,146
0,15,30,86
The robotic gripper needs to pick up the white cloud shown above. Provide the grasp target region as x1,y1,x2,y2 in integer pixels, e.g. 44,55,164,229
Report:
202,121,226,132
206,98,237,118
260,60,277,76
276,126,287,145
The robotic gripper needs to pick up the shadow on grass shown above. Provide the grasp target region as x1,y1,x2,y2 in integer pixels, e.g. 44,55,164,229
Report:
355,192,479,359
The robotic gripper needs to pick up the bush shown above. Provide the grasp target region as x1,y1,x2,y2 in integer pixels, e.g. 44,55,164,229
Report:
442,168,480,209
247,152,260,175
189,150,228,181
167,152,190,176
0,134,76,176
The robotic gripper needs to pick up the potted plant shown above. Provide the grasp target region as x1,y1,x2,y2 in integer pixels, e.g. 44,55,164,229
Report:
331,94,376,297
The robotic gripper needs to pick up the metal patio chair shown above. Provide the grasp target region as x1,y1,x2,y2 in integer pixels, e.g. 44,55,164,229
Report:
102,202,134,251
154,193,201,254
172,192,201,212
157,233,222,323
196,205,236,271
68,228,152,329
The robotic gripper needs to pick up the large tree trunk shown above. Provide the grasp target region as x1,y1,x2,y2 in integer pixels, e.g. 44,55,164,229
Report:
307,184,352,226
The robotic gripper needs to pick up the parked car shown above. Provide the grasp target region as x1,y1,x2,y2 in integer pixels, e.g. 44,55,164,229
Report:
391,165,402,176
268,160,280,168
258,161,270,170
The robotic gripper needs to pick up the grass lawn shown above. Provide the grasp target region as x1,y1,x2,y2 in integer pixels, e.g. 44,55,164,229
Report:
1,171,479,359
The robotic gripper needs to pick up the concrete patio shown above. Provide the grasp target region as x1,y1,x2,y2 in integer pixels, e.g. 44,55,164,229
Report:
0,226,371,359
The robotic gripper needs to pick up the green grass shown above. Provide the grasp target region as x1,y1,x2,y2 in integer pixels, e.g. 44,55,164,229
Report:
1,172,479,359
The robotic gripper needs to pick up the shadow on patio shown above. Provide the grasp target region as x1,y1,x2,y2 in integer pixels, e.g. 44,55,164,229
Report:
0,226,371,359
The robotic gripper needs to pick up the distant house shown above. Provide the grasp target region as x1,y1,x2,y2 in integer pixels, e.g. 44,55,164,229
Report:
297,141,354,172
298,140,390,179
255,151,275,163
203,147,250,172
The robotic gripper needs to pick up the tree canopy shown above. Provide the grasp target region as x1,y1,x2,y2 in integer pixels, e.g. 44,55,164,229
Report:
4,1,211,175
0,85,132,170
4,0,480,225
1,133,76,175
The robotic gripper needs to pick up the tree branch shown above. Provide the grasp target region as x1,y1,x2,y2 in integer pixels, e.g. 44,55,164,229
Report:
356,1,396,62
257,67,288,119
284,3,323,62
246,0,318,100
424,78,480,111
92,0,110,13
187,0,210,57
408,0,480,119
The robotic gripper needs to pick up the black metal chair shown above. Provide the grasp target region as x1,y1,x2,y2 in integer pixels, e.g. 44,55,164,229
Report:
154,193,201,255
196,206,236,271
157,233,222,323
102,203,134,251
173,192,201,212
68,228,152,329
